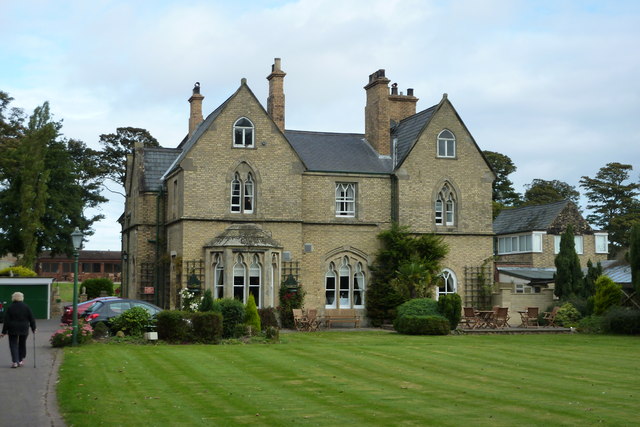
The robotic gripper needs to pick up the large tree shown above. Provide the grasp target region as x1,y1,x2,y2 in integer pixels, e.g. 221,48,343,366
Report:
482,150,520,217
98,127,159,187
554,224,583,299
521,179,580,207
0,93,107,266
580,162,640,255
630,224,640,294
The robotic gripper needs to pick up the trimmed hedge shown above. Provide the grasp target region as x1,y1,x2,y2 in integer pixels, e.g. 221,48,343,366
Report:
81,278,114,299
156,310,223,343
219,298,246,338
602,307,640,335
437,294,462,330
394,298,439,329
258,307,279,330
156,310,191,343
395,315,450,335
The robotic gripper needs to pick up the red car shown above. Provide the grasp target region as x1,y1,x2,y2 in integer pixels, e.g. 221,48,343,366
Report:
60,296,119,324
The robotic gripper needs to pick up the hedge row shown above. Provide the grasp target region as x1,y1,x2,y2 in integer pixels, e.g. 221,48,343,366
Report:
156,311,223,343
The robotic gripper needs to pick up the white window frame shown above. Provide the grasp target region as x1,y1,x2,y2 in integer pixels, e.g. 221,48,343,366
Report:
335,183,356,217
435,183,456,226
437,129,456,158
244,173,254,214
353,263,366,308
231,173,241,213
233,254,246,302
338,257,351,308
554,234,584,255
214,254,224,299
325,263,337,309
249,254,261,308
436,269,457,300
497,233,534,254
233,117,254,148
595,233,609,254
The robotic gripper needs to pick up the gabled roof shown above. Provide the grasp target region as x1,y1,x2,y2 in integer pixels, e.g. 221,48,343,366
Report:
493,200,572,235
142,147,181,191
391,106,436,165
285,130,392,173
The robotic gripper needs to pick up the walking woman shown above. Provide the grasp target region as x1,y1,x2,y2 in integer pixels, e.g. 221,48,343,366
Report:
1,292,36,368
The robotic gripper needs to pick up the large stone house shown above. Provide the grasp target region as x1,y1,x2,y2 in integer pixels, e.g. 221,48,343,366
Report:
121,59,496,318
492,200,609,311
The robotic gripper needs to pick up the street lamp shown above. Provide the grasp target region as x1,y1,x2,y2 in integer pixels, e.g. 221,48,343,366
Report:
71,227,83,346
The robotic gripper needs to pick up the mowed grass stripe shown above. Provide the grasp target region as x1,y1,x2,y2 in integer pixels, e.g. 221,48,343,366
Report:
58,333,640,426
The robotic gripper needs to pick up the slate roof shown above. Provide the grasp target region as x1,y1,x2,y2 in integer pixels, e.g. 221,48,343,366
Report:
391,106,436,165
600,260,632,286
285,130,392,173
493,200,571,235
38,250,122,260
142,147,181,191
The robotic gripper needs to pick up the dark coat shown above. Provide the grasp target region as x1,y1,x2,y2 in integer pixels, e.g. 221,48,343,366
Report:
1,301,36,336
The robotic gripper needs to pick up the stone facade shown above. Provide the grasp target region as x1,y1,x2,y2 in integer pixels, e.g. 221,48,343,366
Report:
122,59,496,321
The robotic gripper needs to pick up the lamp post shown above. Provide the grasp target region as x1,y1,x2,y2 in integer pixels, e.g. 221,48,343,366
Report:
71,227,83,346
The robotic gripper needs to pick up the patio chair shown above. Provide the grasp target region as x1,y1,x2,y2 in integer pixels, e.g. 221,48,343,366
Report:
306,309,320,331
461,307,480,329
494,307,510,328
543,306,560,327
525,307,539,327
292,308,309,331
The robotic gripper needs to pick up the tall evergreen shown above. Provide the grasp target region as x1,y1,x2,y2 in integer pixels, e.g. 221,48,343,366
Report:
630,223,640,293
554,224,583,299
582,259,602,298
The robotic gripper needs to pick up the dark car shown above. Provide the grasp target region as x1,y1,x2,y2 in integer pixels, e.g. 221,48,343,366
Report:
83,298,162,328
60,296,120,324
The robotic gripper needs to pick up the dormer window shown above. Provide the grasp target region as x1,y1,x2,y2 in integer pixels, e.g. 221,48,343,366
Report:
233,117,254,147
437,129,455,158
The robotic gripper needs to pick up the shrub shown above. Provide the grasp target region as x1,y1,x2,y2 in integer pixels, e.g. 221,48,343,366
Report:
92,322,110,339
365,281,405,327
593,276,623,315
602,307,640,335
577,315,605,334
0,266,37,277
199,289,215,312
110,306,153,337
50,322,93,347
219,298,246,338
265,325,280,341
555,303,582,328
179,288,202,312
278,281,305,329
563,295,592,317
190,312,223,343
437,293,462,330
394,298,439,329
395,315,450,335
258,307,279,330
156,310,191,342
82,278,114,299
244,294,261,335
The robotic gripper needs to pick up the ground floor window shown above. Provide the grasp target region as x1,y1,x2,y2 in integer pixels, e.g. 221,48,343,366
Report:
325,256,366,309
436,268,457,300
214,254,224,299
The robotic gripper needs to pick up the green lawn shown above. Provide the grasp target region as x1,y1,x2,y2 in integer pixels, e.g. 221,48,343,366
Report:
54,282,120,303
58,332,640,426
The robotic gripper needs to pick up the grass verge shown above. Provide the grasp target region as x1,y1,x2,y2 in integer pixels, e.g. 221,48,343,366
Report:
58,331,640,426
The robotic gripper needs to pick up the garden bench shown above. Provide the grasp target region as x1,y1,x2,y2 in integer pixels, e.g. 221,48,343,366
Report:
325,308,360,328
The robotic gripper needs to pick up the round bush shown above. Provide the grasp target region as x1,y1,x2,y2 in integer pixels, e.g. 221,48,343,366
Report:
110,306,152,337
156,310,191,342
555,302,582,327
190,311,223,343
81,278,114,299
395,315,450,335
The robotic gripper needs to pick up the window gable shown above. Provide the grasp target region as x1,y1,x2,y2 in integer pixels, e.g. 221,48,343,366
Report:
437,129,456,158
233,117,254,148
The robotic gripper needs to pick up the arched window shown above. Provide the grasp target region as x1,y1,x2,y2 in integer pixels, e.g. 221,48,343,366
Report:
335,183,356,217
233,254,246,302
214,254,224,299
229,167,257,214
325,263,337,309
437,129,455,158
231,173,241,213
249,254,261,307
339,257,351,308
244,173,254,213
353,263,365,308
435,183,456,226
437,269,457,300
233,117,254,147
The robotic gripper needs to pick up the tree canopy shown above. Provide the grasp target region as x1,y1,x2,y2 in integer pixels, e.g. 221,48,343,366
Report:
98,127,159,187
521,179,580,207
483,150,520,216
0,91,107,266
580,162,640,255
630,224,640,293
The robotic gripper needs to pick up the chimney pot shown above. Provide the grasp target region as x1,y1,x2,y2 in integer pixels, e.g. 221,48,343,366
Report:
391,83,398,95
407,88,414,96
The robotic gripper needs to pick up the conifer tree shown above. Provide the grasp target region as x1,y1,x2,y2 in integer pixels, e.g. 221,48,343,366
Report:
554,224,583,299
630,224,640,293
245,294,261,334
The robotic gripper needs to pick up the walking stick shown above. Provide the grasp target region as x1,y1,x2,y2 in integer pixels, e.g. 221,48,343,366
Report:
33,331,36,368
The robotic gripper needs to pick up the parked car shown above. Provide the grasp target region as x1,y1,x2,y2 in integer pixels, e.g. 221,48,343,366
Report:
60,296,120,324
83,298,162,329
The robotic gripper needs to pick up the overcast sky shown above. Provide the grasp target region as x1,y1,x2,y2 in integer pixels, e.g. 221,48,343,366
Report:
2,0,639,251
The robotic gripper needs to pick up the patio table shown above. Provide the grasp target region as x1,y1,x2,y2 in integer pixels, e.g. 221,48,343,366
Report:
476,310,496,328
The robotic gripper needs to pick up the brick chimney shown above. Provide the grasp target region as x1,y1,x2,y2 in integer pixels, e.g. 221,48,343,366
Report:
365,70,418,155
188,82,204,138
267,58,286,132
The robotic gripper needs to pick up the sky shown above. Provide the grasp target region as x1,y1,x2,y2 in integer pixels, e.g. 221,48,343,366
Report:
2,0,639,251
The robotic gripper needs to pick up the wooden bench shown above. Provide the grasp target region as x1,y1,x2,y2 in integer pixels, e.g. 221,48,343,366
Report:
325,309,360,328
